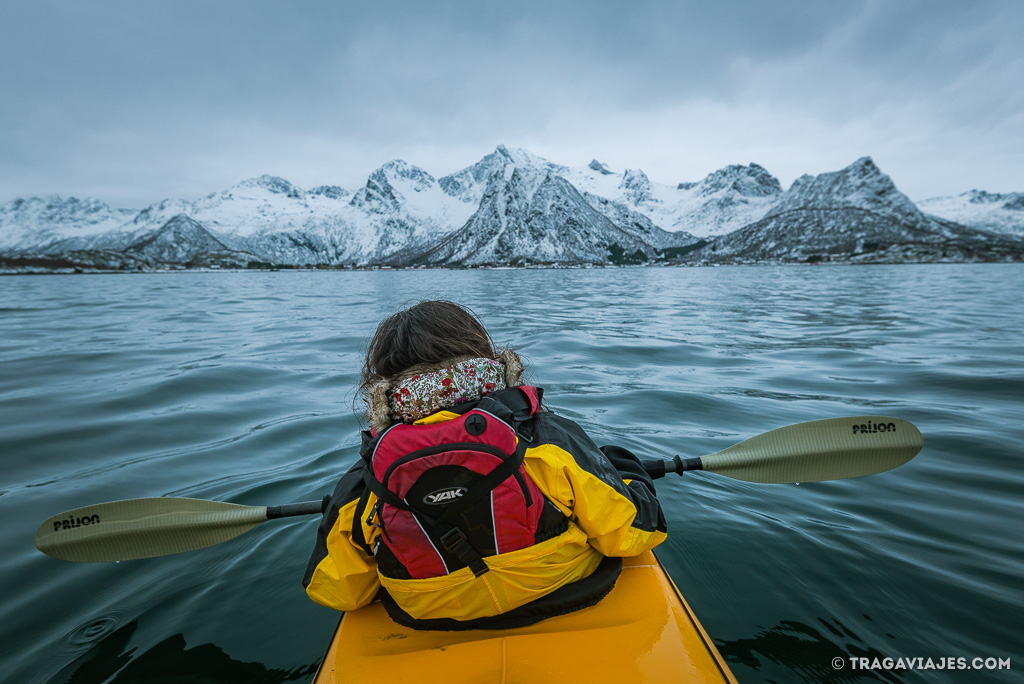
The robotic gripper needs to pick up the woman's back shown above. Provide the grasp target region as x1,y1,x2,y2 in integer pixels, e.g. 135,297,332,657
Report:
303,300,666,630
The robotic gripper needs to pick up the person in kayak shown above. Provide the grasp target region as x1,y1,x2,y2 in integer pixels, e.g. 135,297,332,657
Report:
303,300,667,630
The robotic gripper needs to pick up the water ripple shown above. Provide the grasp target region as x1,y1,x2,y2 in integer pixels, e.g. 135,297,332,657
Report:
1,266,1022,684
64,614,127,648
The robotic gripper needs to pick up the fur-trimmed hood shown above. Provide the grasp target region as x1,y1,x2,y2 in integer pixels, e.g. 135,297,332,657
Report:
364,347,525,433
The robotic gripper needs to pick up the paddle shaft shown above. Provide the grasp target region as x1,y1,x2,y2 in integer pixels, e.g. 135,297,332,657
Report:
643,455,702,480
267,498,330,519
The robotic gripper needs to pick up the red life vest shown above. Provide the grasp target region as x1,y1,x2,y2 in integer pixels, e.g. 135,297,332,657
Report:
363,387,546,579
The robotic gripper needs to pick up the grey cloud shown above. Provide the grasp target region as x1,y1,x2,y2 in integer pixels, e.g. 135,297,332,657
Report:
1,0,1021,205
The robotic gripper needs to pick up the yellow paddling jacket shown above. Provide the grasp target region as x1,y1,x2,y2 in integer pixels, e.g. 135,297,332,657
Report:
303,387,667,630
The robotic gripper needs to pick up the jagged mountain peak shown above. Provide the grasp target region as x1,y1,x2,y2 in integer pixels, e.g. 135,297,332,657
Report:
439,145,564,204
959,189,1024,208
126,214,232,264
695,163,782,198
493,144,547,168
777,156,919,220
709,156,961,263
370,159,436,190
588,159,613,175
157,214,205,230
919,188,1024,210
153,215,218,241
798,156,886,191
490,146,568,181
493,143,516,159
0,194,137,252
132,214,212,243
408,161,665,266
849,155,879,173
966,189,1000,204
308,185,350,200
237,175,299,195
3,194,125,215
619,168,653,204
788,156,879,185
620,168,651,186
130,197,194,228
351,161,435,213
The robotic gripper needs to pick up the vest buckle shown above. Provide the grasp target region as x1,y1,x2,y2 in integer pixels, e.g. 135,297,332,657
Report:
439,528,489,577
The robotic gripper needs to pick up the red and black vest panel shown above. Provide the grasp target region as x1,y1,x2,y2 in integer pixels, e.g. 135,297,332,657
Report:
362,387,564,580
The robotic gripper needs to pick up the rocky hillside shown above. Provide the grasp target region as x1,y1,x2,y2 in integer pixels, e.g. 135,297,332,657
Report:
678,159,1022,264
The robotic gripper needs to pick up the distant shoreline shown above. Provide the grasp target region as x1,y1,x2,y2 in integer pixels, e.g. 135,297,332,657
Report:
4,259,1019,276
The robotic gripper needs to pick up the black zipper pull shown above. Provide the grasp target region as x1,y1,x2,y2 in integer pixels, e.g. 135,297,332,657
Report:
365,498,383,529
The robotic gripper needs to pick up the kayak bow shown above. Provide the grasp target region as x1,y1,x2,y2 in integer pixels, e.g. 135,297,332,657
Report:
312,550,737,683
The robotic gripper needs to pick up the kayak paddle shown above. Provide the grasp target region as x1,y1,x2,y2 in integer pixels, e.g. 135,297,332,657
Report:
36,497,327,563
643,415,922,483
36,415,921,563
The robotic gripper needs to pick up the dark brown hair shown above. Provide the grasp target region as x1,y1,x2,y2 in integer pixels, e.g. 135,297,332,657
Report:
359,300,497,398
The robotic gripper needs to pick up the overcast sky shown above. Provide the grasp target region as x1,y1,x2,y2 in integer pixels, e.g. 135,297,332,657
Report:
1,0,1021,206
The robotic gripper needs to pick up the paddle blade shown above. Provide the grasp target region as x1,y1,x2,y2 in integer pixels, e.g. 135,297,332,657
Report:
701,416,922,484
36,497,269,563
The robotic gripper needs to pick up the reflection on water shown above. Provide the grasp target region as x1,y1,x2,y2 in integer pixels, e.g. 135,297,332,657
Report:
717,618,902,683
51,620,317,684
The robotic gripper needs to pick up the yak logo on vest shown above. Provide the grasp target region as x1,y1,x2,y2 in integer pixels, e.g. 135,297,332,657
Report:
423,487,469,505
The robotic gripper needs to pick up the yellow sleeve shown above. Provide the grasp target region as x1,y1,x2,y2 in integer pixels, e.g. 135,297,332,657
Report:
304,495,382,611
524,443,667,557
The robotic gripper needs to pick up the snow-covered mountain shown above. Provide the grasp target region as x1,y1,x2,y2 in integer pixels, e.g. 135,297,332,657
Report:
0,196,136,253
438,145,568,206
131,166,475,264
564,161,781,237
404,147,696,265
126,215,251,265
919,190,1024,237
402,166,681,266
2,147,1021,270
684,158,1021,263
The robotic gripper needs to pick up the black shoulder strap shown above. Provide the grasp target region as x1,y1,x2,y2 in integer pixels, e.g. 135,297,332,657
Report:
361,464,409,511
350,485,373,555
490,386,543,419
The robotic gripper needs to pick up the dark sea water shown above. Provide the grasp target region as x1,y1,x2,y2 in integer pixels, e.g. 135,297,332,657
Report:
1,265,1021,683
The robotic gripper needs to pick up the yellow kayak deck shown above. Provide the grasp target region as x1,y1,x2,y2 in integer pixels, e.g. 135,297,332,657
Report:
313,550,737,683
